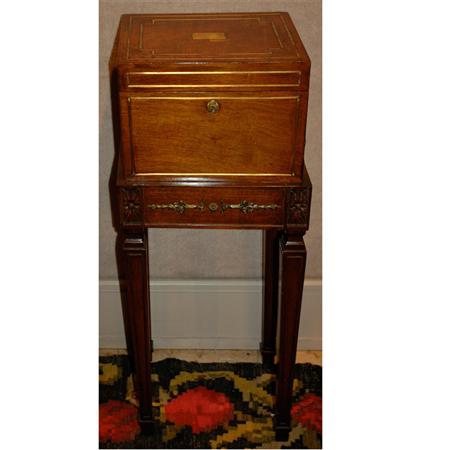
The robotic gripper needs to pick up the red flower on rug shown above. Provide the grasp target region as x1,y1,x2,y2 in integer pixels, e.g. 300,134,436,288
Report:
164,386,234,433
291,393,322,433
99,400,140,442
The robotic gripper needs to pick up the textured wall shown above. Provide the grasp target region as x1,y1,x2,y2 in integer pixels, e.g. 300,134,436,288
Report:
100,0,321,280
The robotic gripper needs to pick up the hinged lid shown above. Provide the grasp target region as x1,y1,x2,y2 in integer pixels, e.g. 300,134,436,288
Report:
110,12,310,70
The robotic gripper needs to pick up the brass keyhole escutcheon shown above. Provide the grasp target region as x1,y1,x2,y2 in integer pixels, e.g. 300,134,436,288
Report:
206,99,220,113
209,202,219,212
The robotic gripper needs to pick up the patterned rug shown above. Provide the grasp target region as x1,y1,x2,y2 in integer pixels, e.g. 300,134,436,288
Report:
99,355,322,449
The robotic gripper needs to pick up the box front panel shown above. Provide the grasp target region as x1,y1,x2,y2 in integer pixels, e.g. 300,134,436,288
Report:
122,93,305,180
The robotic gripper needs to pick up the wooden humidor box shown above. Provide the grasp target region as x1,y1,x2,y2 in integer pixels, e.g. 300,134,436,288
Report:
109,12,311,187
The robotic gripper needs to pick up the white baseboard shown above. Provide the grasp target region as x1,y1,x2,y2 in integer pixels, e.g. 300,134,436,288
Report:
99,279,322,350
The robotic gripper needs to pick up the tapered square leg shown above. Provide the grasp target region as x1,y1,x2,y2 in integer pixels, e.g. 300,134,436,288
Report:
274,232,307,441
120,230,154,433
116,233,135,372
260,229,281,366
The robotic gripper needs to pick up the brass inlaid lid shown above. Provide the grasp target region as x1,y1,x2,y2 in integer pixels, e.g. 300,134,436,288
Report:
112,12,310,65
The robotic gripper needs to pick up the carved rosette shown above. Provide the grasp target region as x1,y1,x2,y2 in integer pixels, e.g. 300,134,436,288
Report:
121,188,143,224
287,188,311,227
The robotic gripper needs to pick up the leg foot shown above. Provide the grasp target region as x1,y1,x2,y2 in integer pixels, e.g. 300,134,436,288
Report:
275,421,291,441
260,343,276,367
139,419,156,435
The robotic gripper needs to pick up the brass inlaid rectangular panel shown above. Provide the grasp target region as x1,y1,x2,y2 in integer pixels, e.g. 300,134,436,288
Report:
192,32,226,41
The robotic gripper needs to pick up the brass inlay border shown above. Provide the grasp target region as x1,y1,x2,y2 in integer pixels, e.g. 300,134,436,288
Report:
289,96,301,176
127,70,300,74
126,97,136,175
139,23,144,49
128,84,299,88
126,15,133,59
152,17,264,24
129,96,299,100
271,22,284,49
135,173,293,177
280,13,300,57
133,13,284,19
139,52,273,57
